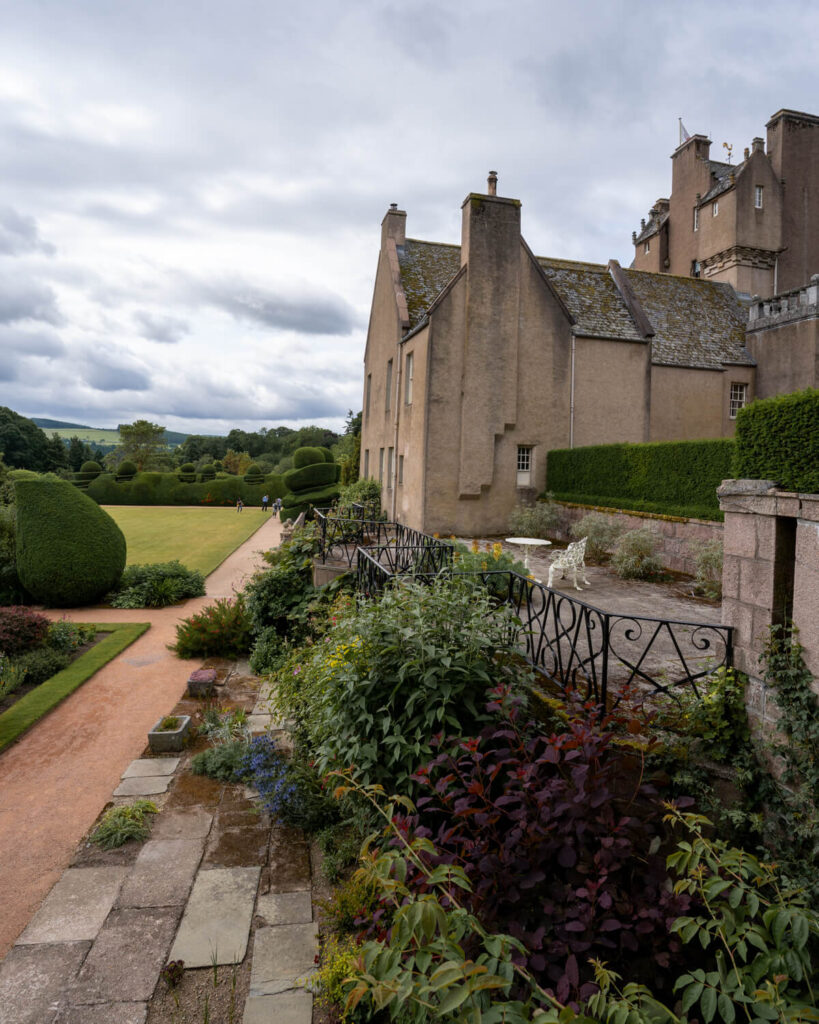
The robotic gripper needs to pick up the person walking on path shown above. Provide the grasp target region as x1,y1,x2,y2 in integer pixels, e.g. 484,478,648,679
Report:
274,496,282,518
236,498,244,512
262,493,269,511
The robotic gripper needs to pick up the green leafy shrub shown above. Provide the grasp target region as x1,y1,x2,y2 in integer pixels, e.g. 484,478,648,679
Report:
15,476,126,606
171,596,253,658
508,497,563,539
108,561,205,608
284,577,523,796
0,605,50,655
282,446,341,517
12,647,71,685
249,626,287,675
0,654,27,700
91,800,158,849
692,538,723,599
0,503,26,605
313,934,360,1023
547,438,733,519
199,463,216,481
733,387,819,492
611,527,664,579
569,511,625,563
191,738,250,781
46,619,96,653
451,540,525,594
333,477,382,519
244,561,315,638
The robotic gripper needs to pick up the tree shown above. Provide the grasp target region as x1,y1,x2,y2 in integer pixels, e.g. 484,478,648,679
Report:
334,409,362,484
0,407,53,471
117,420,167,471
46,433,68,471
222,448,252,475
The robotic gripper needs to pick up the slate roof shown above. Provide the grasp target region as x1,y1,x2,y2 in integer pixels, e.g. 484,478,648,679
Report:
624,269,753,368
395,238,753,369
634,209,669,245
700,159,743,204
396,239,461,329
537,258,642,340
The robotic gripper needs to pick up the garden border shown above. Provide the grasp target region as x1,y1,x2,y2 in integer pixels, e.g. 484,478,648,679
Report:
0,621,150,754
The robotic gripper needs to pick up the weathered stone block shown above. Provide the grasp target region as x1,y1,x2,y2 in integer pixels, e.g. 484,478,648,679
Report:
722,514,757,558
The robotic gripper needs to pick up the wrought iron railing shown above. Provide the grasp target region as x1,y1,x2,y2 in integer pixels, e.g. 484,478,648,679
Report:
315,510,451,569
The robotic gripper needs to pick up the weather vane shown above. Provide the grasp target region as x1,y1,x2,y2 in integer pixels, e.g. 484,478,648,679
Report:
722,141,733,164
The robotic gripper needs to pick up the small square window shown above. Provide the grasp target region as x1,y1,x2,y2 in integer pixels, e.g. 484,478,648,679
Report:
754,186,763,209
712,200,719,217
517,446,531,472
729,383,748,419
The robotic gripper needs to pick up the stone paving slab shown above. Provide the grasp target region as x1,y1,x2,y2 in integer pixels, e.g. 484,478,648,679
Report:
256,891,312,926
243,990,312,1024
248,923,318,996
203,824,269,868
116,838,204,908
168,866,260,967
55,1002,147,1024
247,714,271,733
151,806,214,840
17,868,127,945
0,941,90,1024
121,758,179,779
69,907,180,1004
266,828,311,892
113,776,173,797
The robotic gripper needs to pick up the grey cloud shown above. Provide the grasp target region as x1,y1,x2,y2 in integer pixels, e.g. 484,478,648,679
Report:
201,280,358,336
0,207,55,256
0,275,64,326
83,361,152,392
0,326,66,357
133,310,190,344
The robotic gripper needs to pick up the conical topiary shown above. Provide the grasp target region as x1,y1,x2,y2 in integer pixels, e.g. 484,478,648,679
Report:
15,476,127,607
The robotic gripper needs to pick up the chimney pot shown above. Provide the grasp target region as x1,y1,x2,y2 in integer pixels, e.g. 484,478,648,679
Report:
389,203,398,211
487,170,498,196
744,147,750,160
752,137,764,154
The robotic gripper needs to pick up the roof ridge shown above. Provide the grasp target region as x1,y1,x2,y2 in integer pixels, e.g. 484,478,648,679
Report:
537,256,608,272
404,238,460,250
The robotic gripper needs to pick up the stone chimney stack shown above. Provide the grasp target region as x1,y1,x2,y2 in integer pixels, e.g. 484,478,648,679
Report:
487,170,498,196
381,202,407,248
752,137,765,154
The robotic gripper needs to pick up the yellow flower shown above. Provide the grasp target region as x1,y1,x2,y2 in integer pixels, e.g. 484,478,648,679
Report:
471,539,479,554
492,543,502,561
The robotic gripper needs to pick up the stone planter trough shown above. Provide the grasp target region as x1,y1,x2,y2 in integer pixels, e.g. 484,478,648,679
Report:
148,714,192,753
187,668,217,698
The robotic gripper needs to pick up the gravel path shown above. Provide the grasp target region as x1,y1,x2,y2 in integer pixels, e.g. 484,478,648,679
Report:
0,512,282,956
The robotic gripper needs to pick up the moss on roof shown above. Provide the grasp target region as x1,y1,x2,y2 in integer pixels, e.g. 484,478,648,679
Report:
397,239,461,328
395,237,752,369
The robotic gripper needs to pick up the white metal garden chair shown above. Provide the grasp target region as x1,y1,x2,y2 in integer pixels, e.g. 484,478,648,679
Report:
547,537,590,591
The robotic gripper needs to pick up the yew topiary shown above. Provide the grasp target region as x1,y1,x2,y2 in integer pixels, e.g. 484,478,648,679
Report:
282,447,341,516
15,476,127,607
80,461,102,477
178,462,196,483
199,464,216,481
117,460,137,480
244,462,263,484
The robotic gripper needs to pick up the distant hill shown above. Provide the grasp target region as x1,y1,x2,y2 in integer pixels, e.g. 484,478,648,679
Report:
32,418,190,447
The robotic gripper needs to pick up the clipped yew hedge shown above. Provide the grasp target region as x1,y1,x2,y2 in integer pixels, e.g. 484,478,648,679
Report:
733,389,819,493
282,446,341,516
82,471,286,506
15,476,127,606
546,439,734,520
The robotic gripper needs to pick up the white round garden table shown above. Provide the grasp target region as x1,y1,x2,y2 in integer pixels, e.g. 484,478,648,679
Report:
505,536,551,570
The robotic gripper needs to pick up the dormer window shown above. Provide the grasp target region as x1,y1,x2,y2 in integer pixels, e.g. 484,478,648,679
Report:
754,186,763,209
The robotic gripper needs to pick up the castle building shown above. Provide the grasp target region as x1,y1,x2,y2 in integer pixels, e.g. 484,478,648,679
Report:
360,177,756,535
632,109,819,298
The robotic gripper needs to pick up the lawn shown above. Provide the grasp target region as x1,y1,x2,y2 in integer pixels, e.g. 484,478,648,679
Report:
103,506,271,576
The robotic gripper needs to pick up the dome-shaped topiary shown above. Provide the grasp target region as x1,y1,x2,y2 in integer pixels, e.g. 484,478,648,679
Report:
179,462,196,474
199,464,216,481
117,460,138,480
244,462,263,484
317,446,335,463
15,476,126,607
293,446,325,469
80,461,102,476
177,462,196,483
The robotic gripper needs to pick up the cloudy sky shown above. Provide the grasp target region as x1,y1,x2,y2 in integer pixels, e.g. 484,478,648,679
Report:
1,0,817,436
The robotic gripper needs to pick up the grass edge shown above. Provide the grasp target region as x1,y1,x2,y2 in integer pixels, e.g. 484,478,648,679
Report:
0,622,150,755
